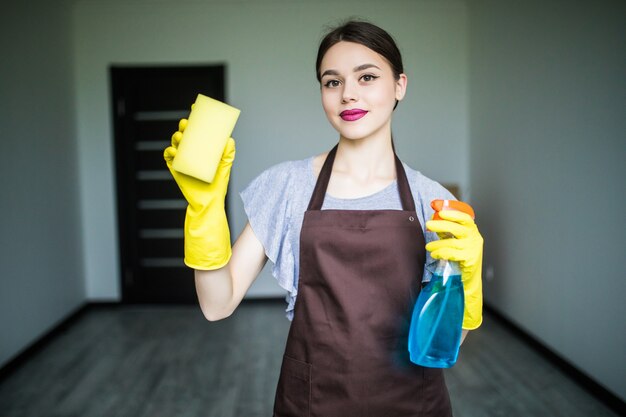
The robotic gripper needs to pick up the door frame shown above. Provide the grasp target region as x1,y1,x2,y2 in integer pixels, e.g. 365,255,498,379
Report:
110,64,227,303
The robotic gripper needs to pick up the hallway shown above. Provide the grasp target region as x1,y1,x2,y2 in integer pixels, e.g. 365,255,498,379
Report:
0,302,618,417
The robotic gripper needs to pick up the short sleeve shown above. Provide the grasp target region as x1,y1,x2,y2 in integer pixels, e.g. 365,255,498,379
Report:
408,169,457,283
239,161,298,313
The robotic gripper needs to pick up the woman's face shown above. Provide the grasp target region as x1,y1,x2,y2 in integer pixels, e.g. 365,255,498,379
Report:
319,41,407,142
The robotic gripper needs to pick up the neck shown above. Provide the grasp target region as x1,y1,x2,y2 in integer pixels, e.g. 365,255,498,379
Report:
334,134,396,182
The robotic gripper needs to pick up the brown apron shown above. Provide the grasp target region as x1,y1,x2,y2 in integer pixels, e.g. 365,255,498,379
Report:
273,145,453,417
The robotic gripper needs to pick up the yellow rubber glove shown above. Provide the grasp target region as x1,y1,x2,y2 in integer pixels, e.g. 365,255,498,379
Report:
425,209,484,330
163,119,235,270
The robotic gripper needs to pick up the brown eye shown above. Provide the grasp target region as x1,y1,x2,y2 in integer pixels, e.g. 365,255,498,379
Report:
360,74,379,82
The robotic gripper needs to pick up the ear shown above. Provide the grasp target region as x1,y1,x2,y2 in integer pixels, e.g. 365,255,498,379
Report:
395,73,408,101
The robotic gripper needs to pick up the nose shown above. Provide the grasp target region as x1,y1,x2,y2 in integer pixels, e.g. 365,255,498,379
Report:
341,79,358,103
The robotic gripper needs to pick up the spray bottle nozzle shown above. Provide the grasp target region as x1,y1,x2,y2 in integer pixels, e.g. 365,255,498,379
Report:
431,199,475,221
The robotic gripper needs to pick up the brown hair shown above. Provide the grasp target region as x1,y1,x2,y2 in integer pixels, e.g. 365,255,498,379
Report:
315,20,404,82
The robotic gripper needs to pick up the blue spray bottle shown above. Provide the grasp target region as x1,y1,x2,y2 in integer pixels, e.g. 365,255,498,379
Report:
408,199,475,368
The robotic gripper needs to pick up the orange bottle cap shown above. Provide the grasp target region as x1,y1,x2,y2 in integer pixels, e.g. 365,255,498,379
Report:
431,199,475,220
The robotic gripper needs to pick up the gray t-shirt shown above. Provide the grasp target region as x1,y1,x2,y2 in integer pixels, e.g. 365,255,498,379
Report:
240,155,455,320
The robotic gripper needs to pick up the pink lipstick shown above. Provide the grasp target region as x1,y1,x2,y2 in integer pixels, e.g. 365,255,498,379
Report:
340,109,368,121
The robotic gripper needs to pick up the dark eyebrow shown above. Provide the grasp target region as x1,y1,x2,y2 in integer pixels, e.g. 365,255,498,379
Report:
320,69,339,78
320,63,381,79
354,63,380,72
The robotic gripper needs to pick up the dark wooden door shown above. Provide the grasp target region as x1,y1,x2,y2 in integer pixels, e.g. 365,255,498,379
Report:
110,65,227,303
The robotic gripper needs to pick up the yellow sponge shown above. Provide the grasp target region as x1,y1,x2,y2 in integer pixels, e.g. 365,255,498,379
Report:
172,94,240,183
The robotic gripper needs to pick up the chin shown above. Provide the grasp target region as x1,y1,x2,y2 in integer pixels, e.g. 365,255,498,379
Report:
333,124,367,140
335,132,364,141
338,126,383,142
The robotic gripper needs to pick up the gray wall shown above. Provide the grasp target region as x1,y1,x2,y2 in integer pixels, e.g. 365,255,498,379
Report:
468,0,626,401
1,0,623,403
72,0,469,300
0,0,85,367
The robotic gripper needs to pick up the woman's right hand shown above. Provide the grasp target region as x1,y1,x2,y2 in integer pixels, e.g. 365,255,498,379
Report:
163,119,236,270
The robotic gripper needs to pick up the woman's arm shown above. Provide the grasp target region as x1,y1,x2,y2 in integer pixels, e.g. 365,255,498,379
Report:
164,118,268,320
194,222,268,321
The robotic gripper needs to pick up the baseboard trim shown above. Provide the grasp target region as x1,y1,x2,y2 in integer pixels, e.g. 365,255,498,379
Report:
484,303,625,415
0,302,126,383
0,302,91,383
0,300,281,384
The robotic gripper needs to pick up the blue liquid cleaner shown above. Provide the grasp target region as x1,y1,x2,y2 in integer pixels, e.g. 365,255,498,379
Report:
408,261,464,368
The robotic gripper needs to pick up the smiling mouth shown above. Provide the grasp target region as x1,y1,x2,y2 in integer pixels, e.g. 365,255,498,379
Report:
340,109,368,121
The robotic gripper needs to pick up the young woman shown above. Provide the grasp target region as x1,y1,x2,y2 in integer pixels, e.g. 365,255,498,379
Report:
165,20,483,416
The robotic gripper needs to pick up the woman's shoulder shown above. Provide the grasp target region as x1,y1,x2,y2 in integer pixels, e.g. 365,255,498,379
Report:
401,162,456,208
401,163,455,241
242,155,316,201
258,155,314,176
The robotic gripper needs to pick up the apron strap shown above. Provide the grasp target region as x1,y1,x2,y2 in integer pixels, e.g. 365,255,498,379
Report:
394,152,416,212
308,144,416,212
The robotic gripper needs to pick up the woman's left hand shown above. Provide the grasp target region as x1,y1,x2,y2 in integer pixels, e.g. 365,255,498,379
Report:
425,209,484,330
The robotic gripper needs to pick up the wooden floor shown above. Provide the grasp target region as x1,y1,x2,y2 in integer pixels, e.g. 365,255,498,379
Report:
0,301,619,417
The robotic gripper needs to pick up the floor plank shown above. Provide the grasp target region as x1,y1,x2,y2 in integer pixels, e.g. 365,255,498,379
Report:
0,302,619,416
